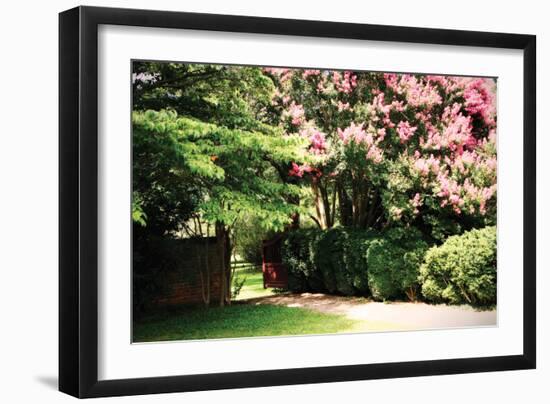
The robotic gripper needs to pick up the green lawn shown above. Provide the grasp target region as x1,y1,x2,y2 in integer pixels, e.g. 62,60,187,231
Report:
133,303,359,342
231,262,277,300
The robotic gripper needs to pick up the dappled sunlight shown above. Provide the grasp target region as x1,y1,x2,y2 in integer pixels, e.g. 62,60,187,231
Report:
246,293,496,331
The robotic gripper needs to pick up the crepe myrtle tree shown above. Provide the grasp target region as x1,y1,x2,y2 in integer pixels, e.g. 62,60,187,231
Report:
266,68,497,240
132,110,310,306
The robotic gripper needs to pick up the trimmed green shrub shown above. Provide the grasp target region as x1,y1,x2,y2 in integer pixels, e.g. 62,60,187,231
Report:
283,226,430,300
343,229,377,294
282,227,377,296
366,227,429,301
280,229,308,292
281,228,325,292
316,228,347,294
419,226,497,305
313,228,376,295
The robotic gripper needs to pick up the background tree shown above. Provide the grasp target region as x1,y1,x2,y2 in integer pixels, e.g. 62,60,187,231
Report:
132,107,308,306
132,62,310,307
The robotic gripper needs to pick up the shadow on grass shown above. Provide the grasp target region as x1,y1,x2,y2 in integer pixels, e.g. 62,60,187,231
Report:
133,303,358,343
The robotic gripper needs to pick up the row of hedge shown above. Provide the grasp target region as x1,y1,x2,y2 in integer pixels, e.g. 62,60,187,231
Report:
281,225,496,305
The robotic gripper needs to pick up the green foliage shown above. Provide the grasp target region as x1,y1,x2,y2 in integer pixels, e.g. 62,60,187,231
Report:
231,274,247,299
282,226,428,300
132,195,147,227
233,216,274,265
281,228,325,292
419,226,497,305
232,263,276,301
132,109,309,233
316,228,377,295
315,228,345,294
282,227,376,296
132,115,203,235
366,227,429,301
343,230,375,294
132,63,313,311
133,62,275,132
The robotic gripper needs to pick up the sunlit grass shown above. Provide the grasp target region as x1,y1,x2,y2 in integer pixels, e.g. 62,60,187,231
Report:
133,303,359,342
232,262,277,300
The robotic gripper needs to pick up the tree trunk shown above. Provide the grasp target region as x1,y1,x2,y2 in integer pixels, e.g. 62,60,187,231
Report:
338,182,353,227
225,231,232,304
312,179,335,229
200,235,211,307
311,180,327,229
216,222,228,307
320,183,333,228
289,194,300,229
350,180,375,229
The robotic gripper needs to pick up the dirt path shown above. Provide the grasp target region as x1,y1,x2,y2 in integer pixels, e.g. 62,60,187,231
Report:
244,292,496,332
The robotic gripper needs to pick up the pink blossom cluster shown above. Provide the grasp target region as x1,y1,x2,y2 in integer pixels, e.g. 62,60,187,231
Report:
436,174,464,214
426,75,453,88
300,127,327,155
462,78,497,126
441,103,475,154
370,92,405,129
426,75,497,128
397,120,417,143
302,69,321,79
452,150,497,175
338,122,383,163
384,73,442,109
332,71,357,94
463,181,497,215
410,193,422,215
263,67,293,82
283,102,305,126
413,154,441,176
338,122,371,145
408,140,496,217
412,151,497,216
288,162,321,178
435,172,496,216
419,103,475,154
337,101,350,111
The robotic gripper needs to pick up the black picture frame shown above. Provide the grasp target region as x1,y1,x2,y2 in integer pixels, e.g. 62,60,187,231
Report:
59,5,536,398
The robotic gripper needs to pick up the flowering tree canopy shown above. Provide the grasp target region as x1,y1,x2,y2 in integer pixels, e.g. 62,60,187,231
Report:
265,68,497,240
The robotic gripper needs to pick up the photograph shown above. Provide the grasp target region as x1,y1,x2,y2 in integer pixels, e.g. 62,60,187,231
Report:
131,61,498,343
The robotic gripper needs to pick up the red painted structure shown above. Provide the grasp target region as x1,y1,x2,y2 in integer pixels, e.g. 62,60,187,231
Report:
262,235,288,289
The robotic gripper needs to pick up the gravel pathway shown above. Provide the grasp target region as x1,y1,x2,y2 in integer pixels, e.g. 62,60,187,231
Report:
245,292,496,331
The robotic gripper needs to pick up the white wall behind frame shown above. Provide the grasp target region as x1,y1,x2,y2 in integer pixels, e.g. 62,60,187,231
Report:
0,1,545,404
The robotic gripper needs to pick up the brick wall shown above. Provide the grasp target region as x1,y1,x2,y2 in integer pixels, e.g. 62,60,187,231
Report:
152,237,223,306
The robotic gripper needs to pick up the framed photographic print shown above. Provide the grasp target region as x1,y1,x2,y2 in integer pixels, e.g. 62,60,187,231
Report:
59,6,536,398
